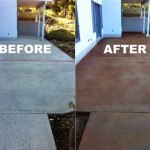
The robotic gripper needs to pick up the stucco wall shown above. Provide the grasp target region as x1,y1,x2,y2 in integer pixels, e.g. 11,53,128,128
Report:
76,0,102,64
18,21,42,36
0,0,17,39
122,17,147,32
102,0,122,37
76,0,122,64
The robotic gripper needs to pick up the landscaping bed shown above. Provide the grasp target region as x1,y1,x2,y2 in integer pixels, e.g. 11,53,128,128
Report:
45,17,75,59
50,39,75,59
49,112,90,150
76,112,90,150
45,29,75,59
49,112,75,150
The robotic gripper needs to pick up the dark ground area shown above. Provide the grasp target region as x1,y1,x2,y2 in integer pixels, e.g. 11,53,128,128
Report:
76,112,90,150
49,112,75,150
48,112,89,150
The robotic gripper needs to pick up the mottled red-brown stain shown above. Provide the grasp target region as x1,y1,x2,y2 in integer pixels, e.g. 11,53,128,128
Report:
76,33,150,112
79,113,150,150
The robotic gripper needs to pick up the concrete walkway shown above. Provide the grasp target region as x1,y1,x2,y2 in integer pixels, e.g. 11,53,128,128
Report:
77,33,150,112
80,112,150,150
77,33,150,149
0,114,56,150
0,36,75,113
0,36,75,149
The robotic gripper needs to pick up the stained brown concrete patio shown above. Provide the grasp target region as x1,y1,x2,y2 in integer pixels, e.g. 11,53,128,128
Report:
77,33,150,112
79,112,150,150
77,33,150,149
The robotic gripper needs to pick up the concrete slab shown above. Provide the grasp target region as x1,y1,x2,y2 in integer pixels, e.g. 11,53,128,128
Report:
0,37,75,113
76,33,150,112
0,114,56,150
79,112,150,150
0,36,73,61
89,33,150,58
77,57,150,112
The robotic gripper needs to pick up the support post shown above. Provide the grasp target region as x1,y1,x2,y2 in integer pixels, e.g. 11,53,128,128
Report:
143,4,146,33
147,0,150,37
35,11,38,22
41,2,46,40
140,7,143,18
38,9,41,37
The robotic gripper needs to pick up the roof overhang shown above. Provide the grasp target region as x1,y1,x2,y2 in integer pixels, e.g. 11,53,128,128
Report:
18,0,53,8
122,0,148,4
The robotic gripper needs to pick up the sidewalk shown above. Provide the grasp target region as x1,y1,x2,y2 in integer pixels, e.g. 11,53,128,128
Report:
0,36,75,149
77,33,150,150
0,36,75,113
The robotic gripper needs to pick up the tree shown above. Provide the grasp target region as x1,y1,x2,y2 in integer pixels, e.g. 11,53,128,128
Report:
51,0,75,18
51,1,61,15
61,0,75,18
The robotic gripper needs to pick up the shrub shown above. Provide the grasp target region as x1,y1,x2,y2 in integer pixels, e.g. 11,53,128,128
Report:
45,29,74,42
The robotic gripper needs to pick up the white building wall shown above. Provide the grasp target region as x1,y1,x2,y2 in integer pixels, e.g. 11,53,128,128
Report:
76,0,102,64
76,0,123,64
0,0,17,39
102,0,122,37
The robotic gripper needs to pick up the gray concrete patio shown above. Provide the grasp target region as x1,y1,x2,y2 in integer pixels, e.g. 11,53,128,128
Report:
0,36,75,149
0,36,75,113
